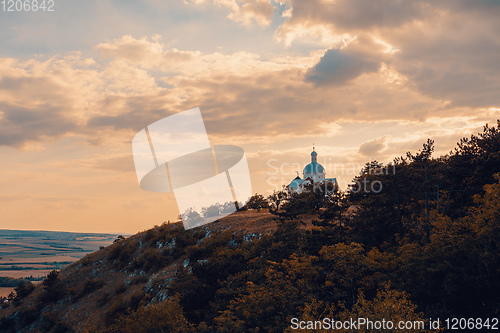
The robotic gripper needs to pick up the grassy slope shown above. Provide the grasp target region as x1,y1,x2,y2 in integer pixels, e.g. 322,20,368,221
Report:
0,209,306,332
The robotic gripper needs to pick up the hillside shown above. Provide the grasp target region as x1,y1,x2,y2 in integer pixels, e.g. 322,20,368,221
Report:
1,122,499,333
0,210,282,332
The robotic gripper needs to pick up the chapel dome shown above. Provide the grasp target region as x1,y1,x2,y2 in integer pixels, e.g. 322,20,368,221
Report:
288,176,302,189
303,162,324,175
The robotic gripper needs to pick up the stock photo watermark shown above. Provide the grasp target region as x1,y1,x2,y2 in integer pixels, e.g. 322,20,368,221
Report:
290,317,498,331
132,107,252,230
266,158,395,194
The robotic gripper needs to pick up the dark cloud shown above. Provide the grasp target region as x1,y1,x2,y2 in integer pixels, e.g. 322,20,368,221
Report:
280,0,500,108
0,103,78,147
174,72,336,138
284,0,425,33
86,93,186,132
285,0,500,34
439,0,500,13
305,49,379,86
387,20,500,108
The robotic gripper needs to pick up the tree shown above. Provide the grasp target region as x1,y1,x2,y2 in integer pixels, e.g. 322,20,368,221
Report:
42,270,61,302
202,203,221,218
181,207,204,226
318,188,348,226
319,242,368,306
337,285,434,333
245,194,269,212
276,181,338,220
267,190,287,213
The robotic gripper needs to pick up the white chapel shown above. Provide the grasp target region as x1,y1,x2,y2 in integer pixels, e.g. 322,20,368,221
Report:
287,147,337,194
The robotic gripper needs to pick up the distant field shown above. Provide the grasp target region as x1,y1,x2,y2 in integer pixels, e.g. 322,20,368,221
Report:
0,270,55,279
0,229,122,281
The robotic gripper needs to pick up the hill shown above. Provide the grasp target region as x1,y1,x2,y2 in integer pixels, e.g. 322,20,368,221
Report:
1,121,499,332
0,210,282,332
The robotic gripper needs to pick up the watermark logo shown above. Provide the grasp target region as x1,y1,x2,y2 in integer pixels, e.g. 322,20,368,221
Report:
266,159,394,194
132,107,252,229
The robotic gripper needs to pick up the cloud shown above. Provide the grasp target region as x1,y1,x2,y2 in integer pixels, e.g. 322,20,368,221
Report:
385,9,500,108
305,48,380,86
272,1,500,109
0,103,78,148
0,51,169,148
95,36,193,67
224,0,275,26
197,0,275,26
0,31,497,155
95,35,300,78
184,0,276,26
86,97,174,132
274,0,425,46
72,34,413,139
0,57,91,148
358,136,388,156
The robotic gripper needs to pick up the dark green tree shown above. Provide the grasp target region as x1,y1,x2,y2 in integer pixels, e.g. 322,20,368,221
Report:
245,194,269,211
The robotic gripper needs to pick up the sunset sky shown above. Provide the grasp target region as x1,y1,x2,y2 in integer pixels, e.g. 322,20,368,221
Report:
1,0,499,233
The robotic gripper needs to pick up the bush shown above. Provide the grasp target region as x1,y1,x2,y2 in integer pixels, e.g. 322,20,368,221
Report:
105,297,195,333
14,280,35,300
79,279,105,299
132,248,165,272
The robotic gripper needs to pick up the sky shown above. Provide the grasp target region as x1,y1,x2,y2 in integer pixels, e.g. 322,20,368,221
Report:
1,0,499,233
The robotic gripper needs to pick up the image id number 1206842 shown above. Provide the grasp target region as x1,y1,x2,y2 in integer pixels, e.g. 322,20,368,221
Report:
1,0,54,11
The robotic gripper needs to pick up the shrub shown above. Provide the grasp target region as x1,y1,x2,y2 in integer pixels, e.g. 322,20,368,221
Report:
79,279,105,298
105,297,195,333
14,280,35,301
